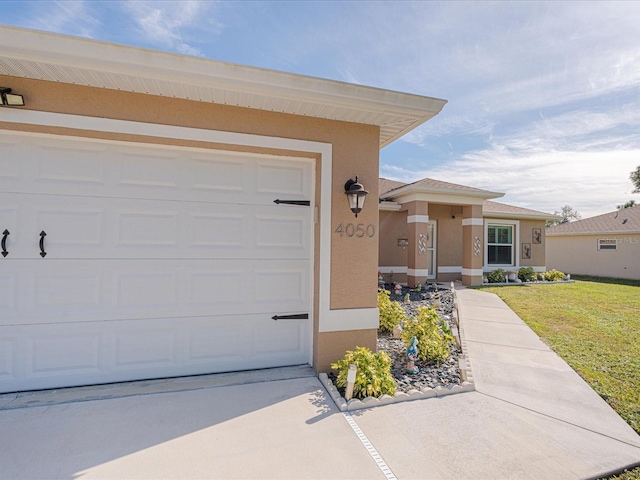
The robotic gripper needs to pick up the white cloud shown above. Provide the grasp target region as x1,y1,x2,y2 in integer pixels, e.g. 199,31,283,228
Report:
26,0,100,38
123,0,222,56
381,146,640,218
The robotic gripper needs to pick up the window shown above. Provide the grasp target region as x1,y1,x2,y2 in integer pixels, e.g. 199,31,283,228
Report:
487,224,514,265
598,238,617,251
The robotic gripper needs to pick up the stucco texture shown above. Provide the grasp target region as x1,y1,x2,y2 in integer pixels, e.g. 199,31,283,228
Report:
547,234,640,280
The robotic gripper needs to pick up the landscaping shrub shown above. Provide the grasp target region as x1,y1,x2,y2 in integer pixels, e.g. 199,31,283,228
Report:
377,289,407,333
401,306,451,364
544,269,565,281
331,347,397,399
487,268,506,283
518,266,536,282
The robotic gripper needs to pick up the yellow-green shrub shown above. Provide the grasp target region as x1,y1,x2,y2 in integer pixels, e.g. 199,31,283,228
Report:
377,289,407,333
544,269,565,281
331,347,397,399
401,306,450,364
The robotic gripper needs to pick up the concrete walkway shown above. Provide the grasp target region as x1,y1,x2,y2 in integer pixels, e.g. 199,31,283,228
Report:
1,288,639,479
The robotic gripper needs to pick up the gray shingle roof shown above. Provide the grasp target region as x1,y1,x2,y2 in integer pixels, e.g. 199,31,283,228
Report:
483,201,558,220
547,205,640,235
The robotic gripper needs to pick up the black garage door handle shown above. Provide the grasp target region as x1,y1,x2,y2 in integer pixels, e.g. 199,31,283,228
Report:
271,313,309,321
1,229,8,257
39,231,47,258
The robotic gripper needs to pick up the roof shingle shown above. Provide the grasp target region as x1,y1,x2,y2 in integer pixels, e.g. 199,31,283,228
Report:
547,205,640,235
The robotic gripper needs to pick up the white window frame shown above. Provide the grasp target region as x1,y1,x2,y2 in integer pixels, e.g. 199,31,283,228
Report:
484,219,519,268
597,238,618,251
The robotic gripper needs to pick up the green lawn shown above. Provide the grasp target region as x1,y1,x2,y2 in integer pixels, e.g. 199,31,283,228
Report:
479,276,640,479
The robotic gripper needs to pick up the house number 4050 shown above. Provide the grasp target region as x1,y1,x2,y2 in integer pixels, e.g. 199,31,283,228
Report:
334,223,376,238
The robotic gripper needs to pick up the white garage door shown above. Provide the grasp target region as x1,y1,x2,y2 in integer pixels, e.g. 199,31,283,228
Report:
0,132,313,393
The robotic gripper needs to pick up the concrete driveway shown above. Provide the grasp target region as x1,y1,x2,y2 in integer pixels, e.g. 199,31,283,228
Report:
1,288,639,479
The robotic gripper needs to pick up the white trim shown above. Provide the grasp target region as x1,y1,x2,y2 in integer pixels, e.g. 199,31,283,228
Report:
484,219,520,269
438,266,462,274
393,192,488,206
462,218,484,226
377,266,408,274
407,268,429,277
407,214,429,224
462,268,484,276
378,201,402,212
483,266,546,273
319,308,379,332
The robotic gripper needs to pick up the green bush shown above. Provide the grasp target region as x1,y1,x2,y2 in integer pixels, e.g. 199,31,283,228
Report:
487,268,506,283
518,267,536,282
331,347,397,399
544,269,565,281
401,306,451,364
377,289,407,333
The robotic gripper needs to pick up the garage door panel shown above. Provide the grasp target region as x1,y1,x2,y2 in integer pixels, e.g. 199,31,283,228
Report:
1,132,312,206
30,334,101,375
0,273,18,315
3,259,309,325
0,314,310,392
33,143,108,188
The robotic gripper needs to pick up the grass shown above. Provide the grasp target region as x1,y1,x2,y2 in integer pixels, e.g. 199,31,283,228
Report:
479,276,640,479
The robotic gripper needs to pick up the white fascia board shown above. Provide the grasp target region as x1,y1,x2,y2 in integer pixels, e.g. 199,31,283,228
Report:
386,186,503,202
484,212,559,221
0,26,446,143
393,192,487,206
378,201,402,212
547,231,640,237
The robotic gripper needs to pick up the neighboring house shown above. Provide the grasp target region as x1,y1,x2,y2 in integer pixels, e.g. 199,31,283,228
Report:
0,26,447,392
378,177,559,286
547,205,640,280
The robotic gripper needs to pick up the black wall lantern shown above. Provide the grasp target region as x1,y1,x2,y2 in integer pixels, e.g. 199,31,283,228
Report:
344,176,368,217
0,87,25,107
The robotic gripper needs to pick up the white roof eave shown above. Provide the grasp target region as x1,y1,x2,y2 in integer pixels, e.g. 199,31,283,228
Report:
0,25,447,148
383,185,504,202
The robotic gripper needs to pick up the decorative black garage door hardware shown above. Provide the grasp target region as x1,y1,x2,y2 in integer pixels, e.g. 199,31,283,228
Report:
39,231,47,257
273,199,310,206
1,229,8,257
271,313,309,321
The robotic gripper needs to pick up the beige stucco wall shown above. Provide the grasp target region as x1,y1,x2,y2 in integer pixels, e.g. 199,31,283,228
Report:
547,234,640,280
378,210,408,284
1,75,380,372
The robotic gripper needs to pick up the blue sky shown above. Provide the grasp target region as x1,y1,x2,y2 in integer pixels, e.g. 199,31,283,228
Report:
2,1,639,217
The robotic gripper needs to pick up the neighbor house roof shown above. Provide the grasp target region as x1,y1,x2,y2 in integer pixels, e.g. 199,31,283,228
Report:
483,201,560,221
547,205,640,236
379,177,502,200
0,26,447,148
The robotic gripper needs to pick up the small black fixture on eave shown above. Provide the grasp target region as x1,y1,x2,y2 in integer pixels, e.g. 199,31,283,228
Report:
0,87,25,107
344,176,369,217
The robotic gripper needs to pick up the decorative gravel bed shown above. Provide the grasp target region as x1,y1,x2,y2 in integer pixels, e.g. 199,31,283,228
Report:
327,284,463,394
378,284,463,393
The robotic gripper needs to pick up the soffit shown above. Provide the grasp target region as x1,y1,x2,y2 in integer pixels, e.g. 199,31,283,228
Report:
0,26,447,148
